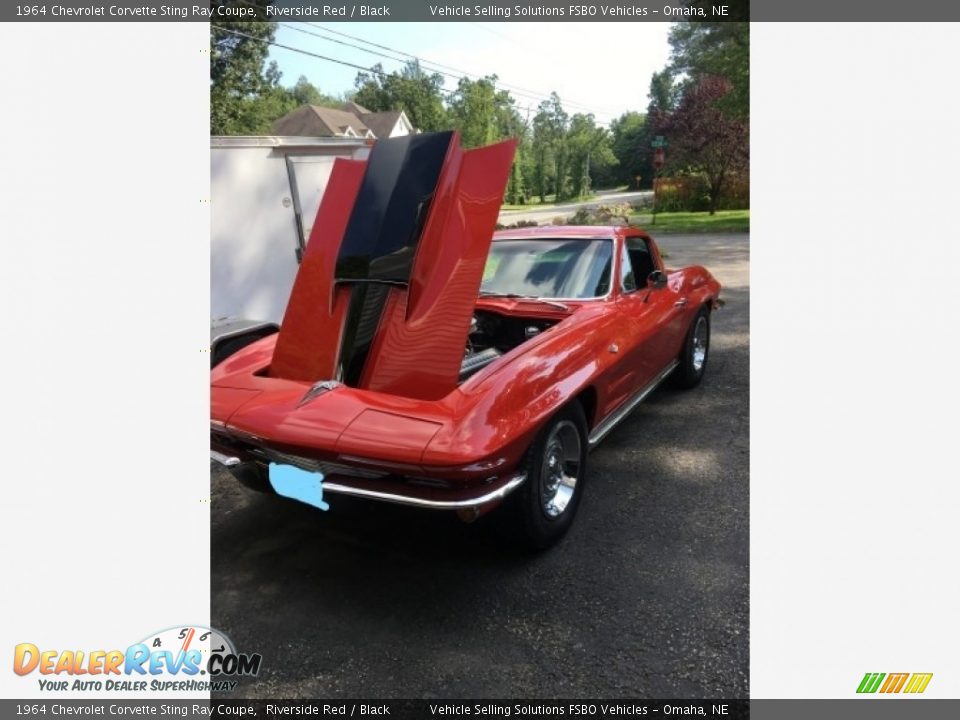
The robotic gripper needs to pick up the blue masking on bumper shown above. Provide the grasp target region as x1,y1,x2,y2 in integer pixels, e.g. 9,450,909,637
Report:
268,463,330,511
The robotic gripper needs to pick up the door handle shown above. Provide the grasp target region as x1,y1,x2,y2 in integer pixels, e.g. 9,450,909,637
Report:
674,298,688,308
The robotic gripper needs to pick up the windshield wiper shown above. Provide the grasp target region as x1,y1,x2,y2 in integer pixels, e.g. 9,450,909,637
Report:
478,291,569,311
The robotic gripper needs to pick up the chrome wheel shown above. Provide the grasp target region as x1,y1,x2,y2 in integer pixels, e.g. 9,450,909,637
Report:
540,420,581,519
691,315,708,372
512,402,588,549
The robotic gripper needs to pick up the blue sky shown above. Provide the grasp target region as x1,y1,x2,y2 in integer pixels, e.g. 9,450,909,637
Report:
269,22,672,126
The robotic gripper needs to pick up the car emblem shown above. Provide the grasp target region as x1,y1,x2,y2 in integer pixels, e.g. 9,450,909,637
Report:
297,380,342,408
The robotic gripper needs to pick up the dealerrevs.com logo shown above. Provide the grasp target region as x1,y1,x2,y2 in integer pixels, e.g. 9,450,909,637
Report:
13,626,261,693
857,672,933,694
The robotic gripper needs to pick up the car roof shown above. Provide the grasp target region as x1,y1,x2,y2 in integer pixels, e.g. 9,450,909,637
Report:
492,224,648,241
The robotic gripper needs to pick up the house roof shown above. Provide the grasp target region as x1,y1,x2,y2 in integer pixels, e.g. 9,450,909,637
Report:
272,103,414,139
359,111,404,139
271,105,372,138
341,101,372,115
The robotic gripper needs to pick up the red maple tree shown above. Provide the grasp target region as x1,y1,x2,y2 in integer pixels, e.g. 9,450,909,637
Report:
656,76,748,215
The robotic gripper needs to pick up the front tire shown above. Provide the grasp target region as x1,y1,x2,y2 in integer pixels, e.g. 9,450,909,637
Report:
673,306,711,388
510,402,589,550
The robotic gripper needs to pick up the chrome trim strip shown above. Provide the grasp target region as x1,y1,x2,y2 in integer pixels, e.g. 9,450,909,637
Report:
587,360,679,448
210,450,241,467
321,472,527,510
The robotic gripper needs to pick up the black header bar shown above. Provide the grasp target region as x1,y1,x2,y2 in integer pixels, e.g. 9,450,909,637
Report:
6,0,960,23
4,699,960,719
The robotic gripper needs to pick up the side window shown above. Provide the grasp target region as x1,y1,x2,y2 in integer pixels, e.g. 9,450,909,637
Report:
594,255,612,296
627,237,656,285
620,243,637,292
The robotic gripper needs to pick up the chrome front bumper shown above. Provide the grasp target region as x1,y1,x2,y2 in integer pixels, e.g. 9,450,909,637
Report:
210,449,241,467
210,450,526,510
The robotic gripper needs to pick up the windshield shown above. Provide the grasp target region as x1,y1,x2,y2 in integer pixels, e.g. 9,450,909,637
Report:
480,239,613,300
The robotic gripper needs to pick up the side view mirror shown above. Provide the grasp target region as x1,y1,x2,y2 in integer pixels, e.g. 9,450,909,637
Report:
647,270,667,288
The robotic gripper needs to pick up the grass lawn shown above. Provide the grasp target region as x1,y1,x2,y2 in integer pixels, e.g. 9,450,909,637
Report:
628,209,749,234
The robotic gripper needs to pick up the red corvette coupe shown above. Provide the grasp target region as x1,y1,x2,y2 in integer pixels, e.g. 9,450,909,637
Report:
210,131,721,548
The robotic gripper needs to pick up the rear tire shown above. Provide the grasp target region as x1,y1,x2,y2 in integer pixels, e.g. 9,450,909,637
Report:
509,402,589,550
673,306,711,389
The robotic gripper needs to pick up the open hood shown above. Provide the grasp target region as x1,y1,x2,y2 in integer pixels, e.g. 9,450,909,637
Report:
269,131,517,401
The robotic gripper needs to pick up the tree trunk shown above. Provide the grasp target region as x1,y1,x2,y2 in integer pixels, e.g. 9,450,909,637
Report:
709,168,726,216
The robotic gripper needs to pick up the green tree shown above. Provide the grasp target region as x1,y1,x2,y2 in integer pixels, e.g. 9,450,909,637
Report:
566,114,615,198
530,93,570,201
447,75,532,202
351,64,391,112
530,96,559,202
210,5,286,134
610,112,647,189
516,144,537,205
289,75,341,108
255,62,298,130
607,70,675,191
506,158,526,205
494,92,527,142
668,21,749,118
449,76,500,148
490,82,530,204
648,68,678,115
353,60,448,131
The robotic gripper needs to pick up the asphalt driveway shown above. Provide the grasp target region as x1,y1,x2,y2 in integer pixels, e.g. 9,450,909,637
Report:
210,231,749,699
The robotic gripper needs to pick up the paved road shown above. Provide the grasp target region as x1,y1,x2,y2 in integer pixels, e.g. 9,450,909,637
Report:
211,232,749,699
499,190,653,225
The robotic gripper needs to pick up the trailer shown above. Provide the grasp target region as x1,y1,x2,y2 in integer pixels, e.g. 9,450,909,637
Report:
211,136,371,325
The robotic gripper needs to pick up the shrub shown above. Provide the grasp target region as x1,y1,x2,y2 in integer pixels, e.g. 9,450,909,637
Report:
653,175,710,212
567,203,632,226
569,208,592,225
496,219,539,230
653,173,749,212
592,202,633,223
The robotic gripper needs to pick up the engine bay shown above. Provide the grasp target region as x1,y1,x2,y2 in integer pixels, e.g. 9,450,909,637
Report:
459,310,560,381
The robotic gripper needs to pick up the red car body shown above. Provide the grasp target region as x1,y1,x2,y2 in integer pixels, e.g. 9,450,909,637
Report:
210,132,721,542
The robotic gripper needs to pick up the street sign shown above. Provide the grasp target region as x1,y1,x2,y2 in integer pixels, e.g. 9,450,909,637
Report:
653,148,665,169
651,136,668,148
